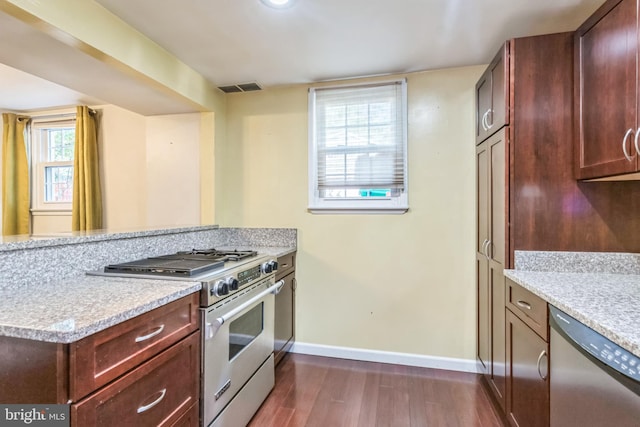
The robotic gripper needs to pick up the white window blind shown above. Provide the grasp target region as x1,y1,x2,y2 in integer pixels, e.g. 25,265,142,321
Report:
308,79,408,213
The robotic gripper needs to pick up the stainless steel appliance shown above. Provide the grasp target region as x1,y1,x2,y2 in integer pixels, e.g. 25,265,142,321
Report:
92,249,282,427
549,306,640,427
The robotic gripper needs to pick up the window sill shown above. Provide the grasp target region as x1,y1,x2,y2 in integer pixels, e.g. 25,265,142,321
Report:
307,206,409,215
30,209,72,216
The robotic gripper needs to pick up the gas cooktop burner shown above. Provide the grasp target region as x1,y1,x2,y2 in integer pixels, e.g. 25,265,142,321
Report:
176,248,258,261
103,257,225,277
102,248,258,277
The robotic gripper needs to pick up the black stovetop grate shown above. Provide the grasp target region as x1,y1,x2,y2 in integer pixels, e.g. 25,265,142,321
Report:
175,248,258,262
104,258,225,277
103,249,258,277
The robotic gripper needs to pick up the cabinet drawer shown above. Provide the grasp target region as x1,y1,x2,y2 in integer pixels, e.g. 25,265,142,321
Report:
506,279,548,340
276,252,296,279
72,332,200,427
171,402,199,427
69,293,199,400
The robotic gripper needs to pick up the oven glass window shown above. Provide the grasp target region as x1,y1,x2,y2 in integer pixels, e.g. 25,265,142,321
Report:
229,302,264,360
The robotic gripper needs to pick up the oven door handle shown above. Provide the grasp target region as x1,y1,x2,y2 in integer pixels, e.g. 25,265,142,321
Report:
205,280,285,340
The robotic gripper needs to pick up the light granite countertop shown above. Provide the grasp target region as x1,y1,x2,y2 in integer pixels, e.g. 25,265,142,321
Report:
0,224,219,252
505,251,640,359
0,245,296,344
0,275,201,343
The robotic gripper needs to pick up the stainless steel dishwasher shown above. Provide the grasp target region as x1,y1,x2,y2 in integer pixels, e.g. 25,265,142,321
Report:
549,306,640,427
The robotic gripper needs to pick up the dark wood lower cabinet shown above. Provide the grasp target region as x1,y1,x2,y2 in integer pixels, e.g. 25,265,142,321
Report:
275,252,296,366
0,295,200,426
505,309,549,427
274,270,295,365
72,332,199,427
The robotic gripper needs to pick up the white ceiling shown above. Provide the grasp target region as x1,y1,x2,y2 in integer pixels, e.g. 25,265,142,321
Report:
0,0,605,114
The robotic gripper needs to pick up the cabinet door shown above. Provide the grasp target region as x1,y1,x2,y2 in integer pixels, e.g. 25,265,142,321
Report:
476,139,490,375
575,0,639,179
274,271,295,365
476,253,490,375
506,310,549,427
476,70,493,144
476,45,509,145
489,131,506,265
477,142,489,253
488,46,508,133
476,129,507,410
489,266,506,409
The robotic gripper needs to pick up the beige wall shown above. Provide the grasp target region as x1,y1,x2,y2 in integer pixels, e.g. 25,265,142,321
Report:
20,105,210,235
218,65,484,361
1,0,225,234
146,113,214,227
99,104,147,230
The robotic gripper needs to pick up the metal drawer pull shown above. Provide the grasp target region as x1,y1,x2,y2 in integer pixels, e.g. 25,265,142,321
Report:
536,350,548,380
634,128,640,158
481,110,489,131
292,277,297,291
516,300,532,310
137,388,166,414
622,128,634,161
486,109,494,129
135,324,165,343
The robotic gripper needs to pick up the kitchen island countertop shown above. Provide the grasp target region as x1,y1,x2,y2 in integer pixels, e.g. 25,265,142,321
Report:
0,246,295,344
0,275,201,343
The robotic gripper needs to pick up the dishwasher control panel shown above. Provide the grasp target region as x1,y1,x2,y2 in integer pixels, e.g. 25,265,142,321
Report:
550,306,640,383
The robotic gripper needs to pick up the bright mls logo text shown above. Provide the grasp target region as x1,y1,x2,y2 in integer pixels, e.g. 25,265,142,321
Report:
3,406,67,425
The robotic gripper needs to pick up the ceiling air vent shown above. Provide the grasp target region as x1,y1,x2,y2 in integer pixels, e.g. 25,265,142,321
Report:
218,82,262,93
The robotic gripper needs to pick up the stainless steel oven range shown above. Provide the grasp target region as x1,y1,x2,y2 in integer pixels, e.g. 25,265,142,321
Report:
91,249,282,427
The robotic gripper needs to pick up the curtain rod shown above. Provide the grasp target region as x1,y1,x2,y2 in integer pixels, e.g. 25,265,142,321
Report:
29,108,97,122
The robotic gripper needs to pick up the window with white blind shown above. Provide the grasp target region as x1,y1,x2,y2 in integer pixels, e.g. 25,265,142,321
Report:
308,79,408,213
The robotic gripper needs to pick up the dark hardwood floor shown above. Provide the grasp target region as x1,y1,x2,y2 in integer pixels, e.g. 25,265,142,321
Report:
248,353,505,427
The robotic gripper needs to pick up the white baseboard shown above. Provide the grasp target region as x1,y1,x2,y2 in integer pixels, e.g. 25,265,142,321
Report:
290,342,479,374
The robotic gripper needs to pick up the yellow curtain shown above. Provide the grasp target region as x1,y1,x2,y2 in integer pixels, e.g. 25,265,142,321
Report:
72,106,103,231
2,113,30,236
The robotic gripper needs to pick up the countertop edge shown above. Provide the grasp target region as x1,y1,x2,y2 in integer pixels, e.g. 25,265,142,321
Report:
0,282,202,344
0,225,220,252
504,269,640,359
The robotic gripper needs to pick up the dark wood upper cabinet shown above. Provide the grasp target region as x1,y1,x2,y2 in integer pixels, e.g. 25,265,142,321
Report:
575,0,640,179
476,32,571,416
476,46,509,144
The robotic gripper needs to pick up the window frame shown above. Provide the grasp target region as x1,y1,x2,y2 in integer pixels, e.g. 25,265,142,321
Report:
30,116,76,212
308,79,409,214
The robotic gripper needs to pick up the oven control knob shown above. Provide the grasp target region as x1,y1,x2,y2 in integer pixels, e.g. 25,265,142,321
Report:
261,261,275,274
212,280,229,296
225,277,239,291
268,260,278,271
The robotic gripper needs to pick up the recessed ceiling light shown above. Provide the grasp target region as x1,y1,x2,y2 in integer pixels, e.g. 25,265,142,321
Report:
260,0,296,9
